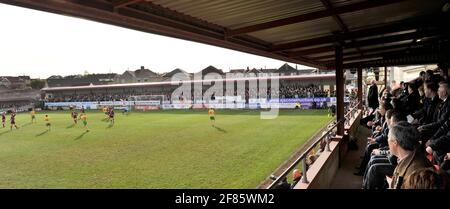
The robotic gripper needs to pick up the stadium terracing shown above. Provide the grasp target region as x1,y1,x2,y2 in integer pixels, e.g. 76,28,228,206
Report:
1,0,450,189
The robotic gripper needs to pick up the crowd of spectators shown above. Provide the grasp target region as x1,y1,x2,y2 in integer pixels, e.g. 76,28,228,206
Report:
45,84,338,103
357,62,450,189
46,93,133,102
278,84,334,98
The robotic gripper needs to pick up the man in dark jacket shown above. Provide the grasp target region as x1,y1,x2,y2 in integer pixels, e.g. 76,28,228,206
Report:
405,82,422,115
368,80,379,112
419,81,450,141
413,81,440,125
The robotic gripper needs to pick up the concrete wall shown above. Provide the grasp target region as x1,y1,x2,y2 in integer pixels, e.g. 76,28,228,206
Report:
294,140,340,189
294,111,361,189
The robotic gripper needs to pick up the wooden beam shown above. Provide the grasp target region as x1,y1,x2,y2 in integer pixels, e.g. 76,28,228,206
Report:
343,49,409,62
344,30,438,49
343,52,450,68
271,36,337,52
113,0,143,9
315,35,447,61
289,30,441,57
288,45,335,57
320,0,364,58
227,0,405,37
270,14,445,52
313,43,412,60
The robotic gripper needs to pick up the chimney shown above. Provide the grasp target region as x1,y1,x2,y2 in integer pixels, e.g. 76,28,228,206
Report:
296,65,298,70
141,66,145,70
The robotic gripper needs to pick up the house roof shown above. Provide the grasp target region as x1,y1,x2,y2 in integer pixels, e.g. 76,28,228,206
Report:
198,65,224,75
46,73,117,87
162,68,190,78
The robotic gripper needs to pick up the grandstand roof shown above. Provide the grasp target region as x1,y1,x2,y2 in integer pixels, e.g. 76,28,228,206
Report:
2,0,449,69
42,74,336,92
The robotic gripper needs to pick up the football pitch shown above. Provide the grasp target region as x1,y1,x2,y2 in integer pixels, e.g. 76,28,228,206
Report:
0,109,331,188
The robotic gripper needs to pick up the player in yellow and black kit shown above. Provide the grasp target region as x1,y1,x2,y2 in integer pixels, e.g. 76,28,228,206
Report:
80,113,89,132
44,115,51,131
208,108,215,127
30,109,36,124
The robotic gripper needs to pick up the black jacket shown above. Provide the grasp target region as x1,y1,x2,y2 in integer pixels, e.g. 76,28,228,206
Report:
375,121,389,147
414,95,441,125
405,91,422,115
422,98,450,132
432,116,450,140
368,84,379,109
429,131,450,155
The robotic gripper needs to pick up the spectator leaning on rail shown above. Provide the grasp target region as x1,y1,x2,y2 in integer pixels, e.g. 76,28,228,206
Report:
270,169,303,189
388,121,433,189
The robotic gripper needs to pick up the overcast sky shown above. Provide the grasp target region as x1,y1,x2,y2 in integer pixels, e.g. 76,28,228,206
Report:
0,3,311,79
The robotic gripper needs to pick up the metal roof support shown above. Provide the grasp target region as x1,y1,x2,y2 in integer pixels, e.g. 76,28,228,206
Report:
384,66,388,89
113,0,143,10
357,68,363,110
335,43,345,136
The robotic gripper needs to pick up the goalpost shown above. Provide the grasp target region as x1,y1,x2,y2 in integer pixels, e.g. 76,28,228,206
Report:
127,95,165,111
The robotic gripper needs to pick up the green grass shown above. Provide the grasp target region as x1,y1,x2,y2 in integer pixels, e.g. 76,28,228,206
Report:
0,109,330,188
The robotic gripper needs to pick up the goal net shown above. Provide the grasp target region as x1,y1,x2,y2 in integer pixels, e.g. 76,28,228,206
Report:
127,95,165,111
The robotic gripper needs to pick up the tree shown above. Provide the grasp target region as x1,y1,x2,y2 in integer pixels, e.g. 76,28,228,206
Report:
30,79,46,89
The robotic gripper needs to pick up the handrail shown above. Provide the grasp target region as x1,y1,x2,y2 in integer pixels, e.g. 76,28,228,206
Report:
345,101,360,118
267,118,342,189
267,100,361,189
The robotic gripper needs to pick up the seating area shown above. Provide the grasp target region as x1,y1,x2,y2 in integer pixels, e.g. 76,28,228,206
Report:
351,63,450,189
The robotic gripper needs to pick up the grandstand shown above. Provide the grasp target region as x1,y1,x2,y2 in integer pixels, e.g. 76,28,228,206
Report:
41,73,338,110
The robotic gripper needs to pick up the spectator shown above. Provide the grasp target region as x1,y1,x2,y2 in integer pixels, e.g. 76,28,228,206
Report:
419,71,426,81
441,153,450,176
419,81,450,141
403,168,445,189
388,122,433,189
404,82,422,114
368,80,379,113
270,176,291,189
355,102,393,176
271,169,303,189
362,110,407,189
290,169,303,188
412,81,440,125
